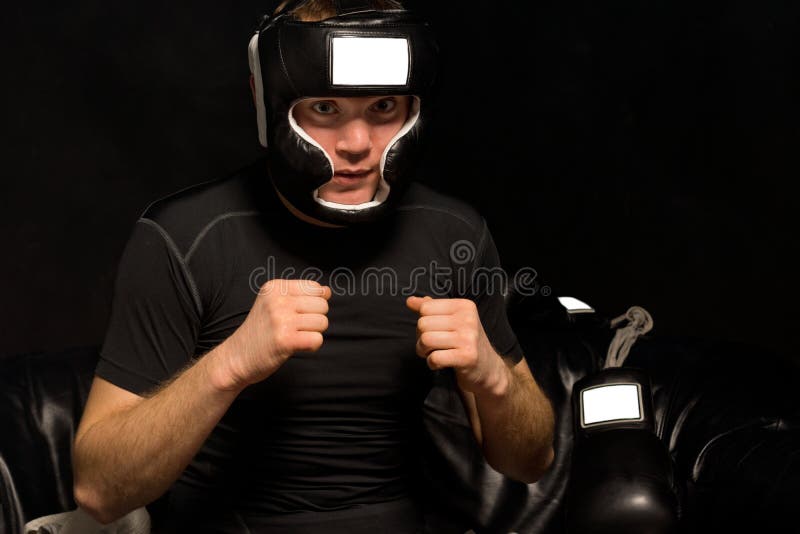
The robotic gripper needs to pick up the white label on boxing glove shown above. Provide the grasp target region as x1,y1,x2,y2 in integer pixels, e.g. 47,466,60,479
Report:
580,383,643,426
331,37,409,86
557,296,595,314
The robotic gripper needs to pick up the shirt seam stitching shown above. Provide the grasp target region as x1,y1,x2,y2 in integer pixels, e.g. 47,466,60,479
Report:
185,211,262,263
138,176,223,219
138,218,205,318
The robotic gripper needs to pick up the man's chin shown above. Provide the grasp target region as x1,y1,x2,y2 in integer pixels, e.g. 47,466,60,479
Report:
318,187,376,206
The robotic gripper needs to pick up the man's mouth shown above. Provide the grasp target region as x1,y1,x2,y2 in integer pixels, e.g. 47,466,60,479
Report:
334,168,372,180
331,169,374,187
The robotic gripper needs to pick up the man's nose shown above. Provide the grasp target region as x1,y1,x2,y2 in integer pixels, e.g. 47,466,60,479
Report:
335,119,372,158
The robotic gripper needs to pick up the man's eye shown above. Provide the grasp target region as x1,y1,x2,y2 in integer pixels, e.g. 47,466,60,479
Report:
311,101,337,114
372,98,397,113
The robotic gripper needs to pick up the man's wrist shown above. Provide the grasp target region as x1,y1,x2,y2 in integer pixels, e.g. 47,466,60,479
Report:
459,352,512,399
481,357,513,399
202,340,248,394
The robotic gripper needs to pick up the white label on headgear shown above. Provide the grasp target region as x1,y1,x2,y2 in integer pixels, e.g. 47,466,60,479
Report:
581,383,642,426
331,37,409,86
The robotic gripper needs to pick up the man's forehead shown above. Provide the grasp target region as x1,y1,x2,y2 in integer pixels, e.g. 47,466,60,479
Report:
297,95,411,103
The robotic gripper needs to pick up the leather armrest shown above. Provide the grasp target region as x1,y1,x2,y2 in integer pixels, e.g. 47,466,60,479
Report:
0,347,98,525
1,451,25,534
624,336,800,531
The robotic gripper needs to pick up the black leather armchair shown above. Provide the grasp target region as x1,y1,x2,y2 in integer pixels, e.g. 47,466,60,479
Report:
2,291,798,533
421,290,800,533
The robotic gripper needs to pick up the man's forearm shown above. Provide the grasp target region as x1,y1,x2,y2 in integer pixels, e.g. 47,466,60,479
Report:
473,359,555,483
72,344,243,524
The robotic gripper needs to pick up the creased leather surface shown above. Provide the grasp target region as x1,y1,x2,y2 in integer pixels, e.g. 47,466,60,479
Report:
1,452,24,534
624,337,800,532
0,347,97,528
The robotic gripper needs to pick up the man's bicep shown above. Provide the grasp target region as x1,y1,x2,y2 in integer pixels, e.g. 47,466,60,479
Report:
75,376,144,445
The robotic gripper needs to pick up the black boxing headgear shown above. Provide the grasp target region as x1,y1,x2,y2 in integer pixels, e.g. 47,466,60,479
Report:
248,0,439,225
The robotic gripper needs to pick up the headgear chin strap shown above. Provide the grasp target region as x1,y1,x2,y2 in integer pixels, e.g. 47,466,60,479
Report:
248,0,439,226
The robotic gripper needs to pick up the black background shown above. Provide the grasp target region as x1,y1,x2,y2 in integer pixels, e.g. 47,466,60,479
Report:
3,1,799,365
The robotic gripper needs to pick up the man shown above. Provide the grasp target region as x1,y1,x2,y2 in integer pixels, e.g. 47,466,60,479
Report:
72,1,555,532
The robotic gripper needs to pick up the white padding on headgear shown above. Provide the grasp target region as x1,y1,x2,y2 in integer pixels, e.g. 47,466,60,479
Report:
331,37,410,86
248,33,268,147
379,96,420,179
287,101,335,171
287,98,420,212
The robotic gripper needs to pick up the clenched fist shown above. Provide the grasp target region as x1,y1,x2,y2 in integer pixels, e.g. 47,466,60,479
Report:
218,279,331,390
406,295,508,396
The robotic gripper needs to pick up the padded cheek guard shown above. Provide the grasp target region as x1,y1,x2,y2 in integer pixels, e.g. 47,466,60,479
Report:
248,9,439,225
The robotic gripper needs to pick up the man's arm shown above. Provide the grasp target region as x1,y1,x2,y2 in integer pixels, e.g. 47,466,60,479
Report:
73,344,242,524
407,296,555,484
455,356,555,483
73,279,331,524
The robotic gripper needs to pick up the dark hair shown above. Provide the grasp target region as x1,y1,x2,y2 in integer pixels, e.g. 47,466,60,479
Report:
276,0,404,21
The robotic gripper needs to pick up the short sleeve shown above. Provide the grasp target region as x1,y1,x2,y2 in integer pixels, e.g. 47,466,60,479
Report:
465,219,524,364
96,218,202,395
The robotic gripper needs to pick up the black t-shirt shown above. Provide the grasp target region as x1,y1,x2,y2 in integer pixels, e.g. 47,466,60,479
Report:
96,158,523,531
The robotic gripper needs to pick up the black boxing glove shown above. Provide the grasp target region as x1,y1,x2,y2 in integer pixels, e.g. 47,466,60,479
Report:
565,367,679,534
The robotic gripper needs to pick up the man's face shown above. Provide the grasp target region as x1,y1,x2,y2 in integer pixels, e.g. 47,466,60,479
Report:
292,95,411,205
